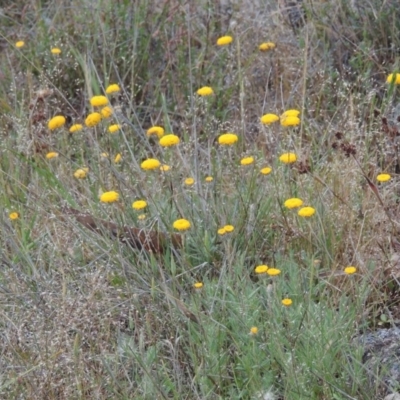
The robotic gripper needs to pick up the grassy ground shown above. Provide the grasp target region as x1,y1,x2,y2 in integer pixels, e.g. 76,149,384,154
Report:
1,0,400,398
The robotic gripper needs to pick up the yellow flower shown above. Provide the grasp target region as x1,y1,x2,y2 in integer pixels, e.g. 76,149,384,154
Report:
15,41,25,48
260,113,279,125
193,282,203,289
69,124,83,133
74,167,89,179
51,47,61,54
298,206,316,217
108,124,121,134
101,106,113,118
254,265,269,274
217,35,233,46
9,212,19,220
141,158,161,170
197,86,214,96
159,134,180,147
260,167,272,175
240,156,254,166
250,326,258,335
279,152,297,164
101,152,109,158
282,298,293,306
173,218,191,231
259,42,276,51
224,225,234,232
45,152,59,159
205,176,213,182
266,268,281,276
105,84,121,94
114,153,122,163
344,266,357,275
132,200,147,210
184,178,195,186
90,95,108,107
281,116,301,127
147,126,164,138
284,198,303,209
85,112,102,127
48,115,66,130
160,164,171,172
281,109,300,118
138,214,146,220
377,173,391,182
386,73,400,85
218,133,238,145
218,225,234,235
100,191,119,203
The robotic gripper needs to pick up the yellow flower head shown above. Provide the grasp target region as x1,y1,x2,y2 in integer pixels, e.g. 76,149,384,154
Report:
281,116,301,127
159,134,180,147
284,198,303,209
254,265,269,274
279,152,297,164
15,41,25,48
141,158,161,170
217,35,233,46
101,152,109,158
250,326,258,335
138,214,146,220
387,73,400,85
108,124,121,134
90,95,108,107
281,109,300,118
218,228,227,235
9,212,19,220
298,206,316,217
45,152,59,159
184,178,195,186
193,282,203,289
224,225,234,232
51,47,61,54
160,164,171,172
240,156,254,166
132,200,147,210
85,112,102,127
147,126,164,138
69,124,83,133
344,266,357,275
218,133,238,145
114,153,122,163
197,86,214,96
377,173,391,182
260,167,272,175
266,268,281,276
74,167,89,179
48,115,66,130
259,42,276,51
173,218,191,231
205,176,213,182
282,298,293,306
101,106,113,118
100,191,119,203
260,113,279,125
105,84,121,94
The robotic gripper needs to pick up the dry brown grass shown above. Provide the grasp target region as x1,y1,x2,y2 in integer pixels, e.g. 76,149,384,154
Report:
1,0,400,398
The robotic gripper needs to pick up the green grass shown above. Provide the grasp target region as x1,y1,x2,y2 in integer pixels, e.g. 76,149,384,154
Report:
1,0,400,398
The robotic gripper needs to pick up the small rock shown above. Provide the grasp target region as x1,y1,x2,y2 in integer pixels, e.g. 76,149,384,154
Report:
384,393,400,400
356,327,400,392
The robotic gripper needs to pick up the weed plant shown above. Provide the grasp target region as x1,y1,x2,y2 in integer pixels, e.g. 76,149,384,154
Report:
0,0,400,399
